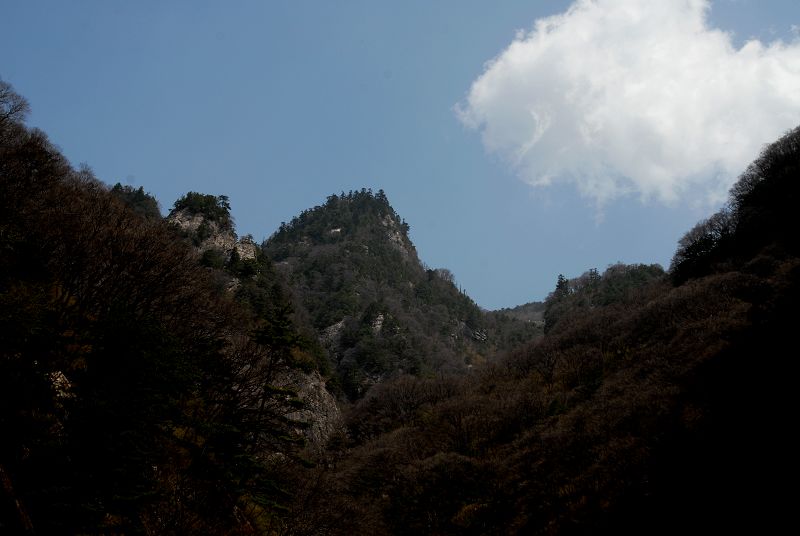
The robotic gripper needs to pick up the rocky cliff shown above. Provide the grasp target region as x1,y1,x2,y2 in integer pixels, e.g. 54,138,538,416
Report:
169,193,343,447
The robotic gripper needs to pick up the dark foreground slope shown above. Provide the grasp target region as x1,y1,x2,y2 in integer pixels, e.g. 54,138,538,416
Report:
280,128,800,535
0,83,312,534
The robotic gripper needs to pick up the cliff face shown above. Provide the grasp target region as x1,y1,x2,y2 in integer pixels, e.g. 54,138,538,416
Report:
168,197,343,447
168,207,256,261
279,369,343,449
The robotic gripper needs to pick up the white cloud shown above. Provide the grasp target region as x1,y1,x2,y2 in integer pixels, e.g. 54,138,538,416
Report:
457,0,800,206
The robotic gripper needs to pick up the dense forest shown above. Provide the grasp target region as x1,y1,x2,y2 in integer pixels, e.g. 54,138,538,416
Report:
263,189,539,399
2,79,797,534
0,81,317,533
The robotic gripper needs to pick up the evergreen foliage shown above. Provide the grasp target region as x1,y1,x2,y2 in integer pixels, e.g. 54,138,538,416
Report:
173,191,233,229
543,263,666,333
0,82,307,533
110,182,161,220
275,128,798,534
264,189,538,399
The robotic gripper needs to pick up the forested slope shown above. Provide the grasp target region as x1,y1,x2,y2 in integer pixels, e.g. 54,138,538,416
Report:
263,190,539,399
0,82,313,534
2,77,797,534
279,127,800,535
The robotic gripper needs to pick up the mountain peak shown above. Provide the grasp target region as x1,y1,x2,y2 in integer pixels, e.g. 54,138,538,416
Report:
262,189,538,399
268,188,417,264
167,192,257,266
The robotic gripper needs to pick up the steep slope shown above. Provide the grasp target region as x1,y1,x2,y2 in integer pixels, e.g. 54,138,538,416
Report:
280,128,799,535
0,94,316,532
168,191,258,268
263,189,539,399
165,192,343,447
542,263,666,333
671,124,800,282
5,76,797,535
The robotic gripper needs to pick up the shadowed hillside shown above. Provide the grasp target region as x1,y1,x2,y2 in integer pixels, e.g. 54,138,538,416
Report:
277,127,799,535
0,81,316,534
2,78,797,534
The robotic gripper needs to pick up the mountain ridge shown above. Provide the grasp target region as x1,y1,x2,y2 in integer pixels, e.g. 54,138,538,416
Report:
3,78,797,534
261,188,540,399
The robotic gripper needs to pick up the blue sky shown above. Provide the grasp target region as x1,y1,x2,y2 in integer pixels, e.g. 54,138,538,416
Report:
2,0,799,309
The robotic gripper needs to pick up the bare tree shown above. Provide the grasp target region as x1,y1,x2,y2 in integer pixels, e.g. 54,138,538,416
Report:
0,79,30,128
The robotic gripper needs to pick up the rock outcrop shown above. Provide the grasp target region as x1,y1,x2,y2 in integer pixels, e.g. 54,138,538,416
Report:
168,207,256,262
168,196,343,449
279,369,343,448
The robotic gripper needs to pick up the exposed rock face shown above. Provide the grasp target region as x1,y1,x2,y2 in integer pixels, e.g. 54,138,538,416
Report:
371,313,384,334
169,201,343,449
169,209,236,249
236,237,257,261
168,208,258,262
279,369,343,448
322,319,345,345
381,214,413,260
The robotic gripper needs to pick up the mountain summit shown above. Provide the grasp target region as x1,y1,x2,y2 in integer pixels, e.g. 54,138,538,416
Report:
263,189,537,399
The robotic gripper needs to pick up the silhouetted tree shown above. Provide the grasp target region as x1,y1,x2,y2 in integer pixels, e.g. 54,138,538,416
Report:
0,79,29,129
